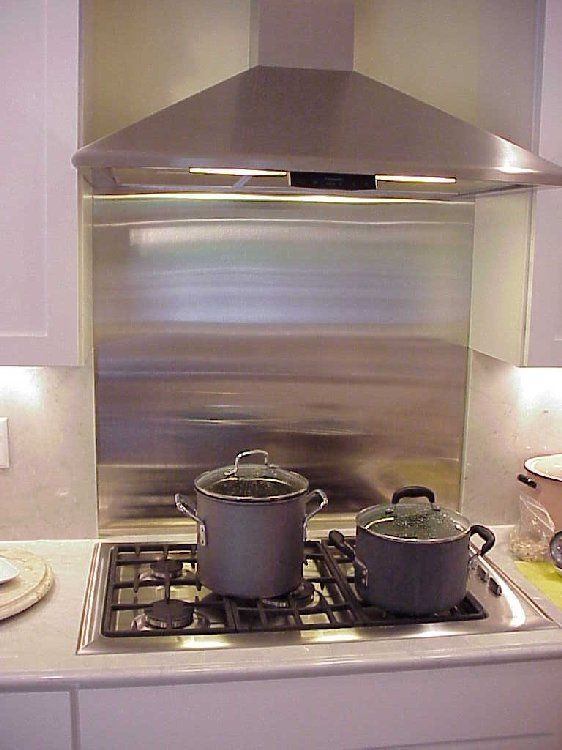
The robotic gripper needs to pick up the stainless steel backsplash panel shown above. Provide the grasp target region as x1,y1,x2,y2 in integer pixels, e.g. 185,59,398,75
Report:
92,198,474,533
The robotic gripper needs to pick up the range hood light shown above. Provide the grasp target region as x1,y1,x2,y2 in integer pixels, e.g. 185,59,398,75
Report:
376,175,457,184
189,167,288,177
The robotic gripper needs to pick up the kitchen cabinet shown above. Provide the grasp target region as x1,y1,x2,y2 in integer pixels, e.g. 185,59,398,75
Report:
470,0,562,367
0,691,73,750
78,660,562,750
524,0,562,367
0,0,84,366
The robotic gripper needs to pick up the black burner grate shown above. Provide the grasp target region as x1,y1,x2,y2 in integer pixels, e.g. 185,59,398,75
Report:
101,540,486,638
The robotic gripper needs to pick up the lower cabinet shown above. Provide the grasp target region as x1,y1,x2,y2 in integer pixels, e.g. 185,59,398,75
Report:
77,660,562,750
1,660,559,749
0,691,73,750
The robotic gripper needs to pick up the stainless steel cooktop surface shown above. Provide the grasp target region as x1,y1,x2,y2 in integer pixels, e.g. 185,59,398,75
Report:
77,536,557,655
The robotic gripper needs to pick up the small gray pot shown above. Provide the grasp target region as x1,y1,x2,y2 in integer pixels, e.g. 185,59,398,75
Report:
175,450,328,598
330,485,495,615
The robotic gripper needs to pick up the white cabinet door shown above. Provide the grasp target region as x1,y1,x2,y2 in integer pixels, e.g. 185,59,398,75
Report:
526,0,562,366
0,691,72,750
0,0,82,366
470,0,562,367
78,660,562,750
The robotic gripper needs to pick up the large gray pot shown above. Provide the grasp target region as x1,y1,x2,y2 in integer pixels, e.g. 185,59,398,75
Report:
330,485,495,615
175,450,328,598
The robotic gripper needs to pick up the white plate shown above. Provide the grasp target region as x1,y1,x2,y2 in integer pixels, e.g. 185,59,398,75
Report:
0,557,19,584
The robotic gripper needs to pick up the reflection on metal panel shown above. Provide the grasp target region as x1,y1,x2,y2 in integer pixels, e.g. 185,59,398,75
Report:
93,199,474,532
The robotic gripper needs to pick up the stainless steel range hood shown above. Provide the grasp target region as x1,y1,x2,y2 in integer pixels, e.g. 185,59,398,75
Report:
73,0,562,197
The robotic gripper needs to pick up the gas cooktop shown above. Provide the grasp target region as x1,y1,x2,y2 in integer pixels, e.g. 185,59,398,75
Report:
77,537,557,654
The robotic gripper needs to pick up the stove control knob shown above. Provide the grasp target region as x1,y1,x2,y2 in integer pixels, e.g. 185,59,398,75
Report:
488,578,502,596
477,565,489,583
550,531,562,571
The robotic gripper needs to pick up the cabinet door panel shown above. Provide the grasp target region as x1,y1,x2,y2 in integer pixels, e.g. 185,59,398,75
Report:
526,1,562,366
0,691,72,750
0,0,81,365
390,739,557,750
79,661,561,750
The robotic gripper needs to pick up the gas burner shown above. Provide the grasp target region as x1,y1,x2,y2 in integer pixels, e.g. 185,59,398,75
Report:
138,559,198,585
144,598,194,629
149,558,184,580
131,608,211,633
261,580,317,610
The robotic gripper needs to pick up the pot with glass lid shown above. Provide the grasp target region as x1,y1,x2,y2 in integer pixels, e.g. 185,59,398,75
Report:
329,486,495,615
175,450,328,598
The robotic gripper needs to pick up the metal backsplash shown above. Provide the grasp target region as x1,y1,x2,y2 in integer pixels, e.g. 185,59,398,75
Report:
92,198,474,533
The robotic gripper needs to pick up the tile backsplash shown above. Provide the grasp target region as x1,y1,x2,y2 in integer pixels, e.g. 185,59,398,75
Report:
463,351,562,524
0,363,97,540
0,350,561,538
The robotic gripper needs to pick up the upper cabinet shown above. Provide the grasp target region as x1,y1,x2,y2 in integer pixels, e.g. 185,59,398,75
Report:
0,0,84,366
525,0,562,366
471,0,562,367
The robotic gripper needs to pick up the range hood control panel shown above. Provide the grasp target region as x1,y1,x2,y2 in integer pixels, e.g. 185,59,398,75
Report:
289,172,377,191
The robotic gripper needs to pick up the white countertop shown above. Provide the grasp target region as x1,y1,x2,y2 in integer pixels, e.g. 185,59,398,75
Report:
0,527,560,691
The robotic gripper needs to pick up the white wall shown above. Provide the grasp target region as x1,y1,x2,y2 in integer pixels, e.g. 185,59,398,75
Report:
354,0,542,148
0,365,97,539
84,0,543,148
463,351,562,524
82,0,252,143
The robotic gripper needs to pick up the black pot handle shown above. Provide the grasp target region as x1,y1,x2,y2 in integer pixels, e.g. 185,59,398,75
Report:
392,486,436,505
328,530,369,587
469,525,495,557
328,530,356,562
517,473,538,489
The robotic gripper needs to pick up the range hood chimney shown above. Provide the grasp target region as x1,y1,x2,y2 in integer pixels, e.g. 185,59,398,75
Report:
249,0,354,71
73,0,562,197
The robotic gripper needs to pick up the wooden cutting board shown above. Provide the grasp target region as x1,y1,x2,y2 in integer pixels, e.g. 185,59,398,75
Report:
0,548,53,621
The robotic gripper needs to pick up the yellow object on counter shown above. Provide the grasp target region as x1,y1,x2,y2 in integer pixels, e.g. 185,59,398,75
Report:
515,561,562,610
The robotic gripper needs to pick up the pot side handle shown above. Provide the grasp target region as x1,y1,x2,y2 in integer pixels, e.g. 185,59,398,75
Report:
328,530,355,561
517,473,538,489
328,530,369,587
469,524,495,557
175,493,207,546
303,489,328,540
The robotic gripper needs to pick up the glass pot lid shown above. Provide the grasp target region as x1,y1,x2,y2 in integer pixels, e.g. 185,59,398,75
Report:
195,450,308,502
357,486,470,542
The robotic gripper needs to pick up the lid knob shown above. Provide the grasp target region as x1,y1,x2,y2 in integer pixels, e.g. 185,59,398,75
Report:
391,486,436,507
225,449,271,477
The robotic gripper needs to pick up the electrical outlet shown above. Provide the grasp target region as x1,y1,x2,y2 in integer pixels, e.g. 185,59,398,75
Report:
0,418,9,468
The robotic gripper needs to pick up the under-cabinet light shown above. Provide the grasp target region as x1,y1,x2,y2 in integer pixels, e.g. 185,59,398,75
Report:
375,175,457,184
515,367,562,409
189,167,288,177
0,368,42,408
98,192,459,205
